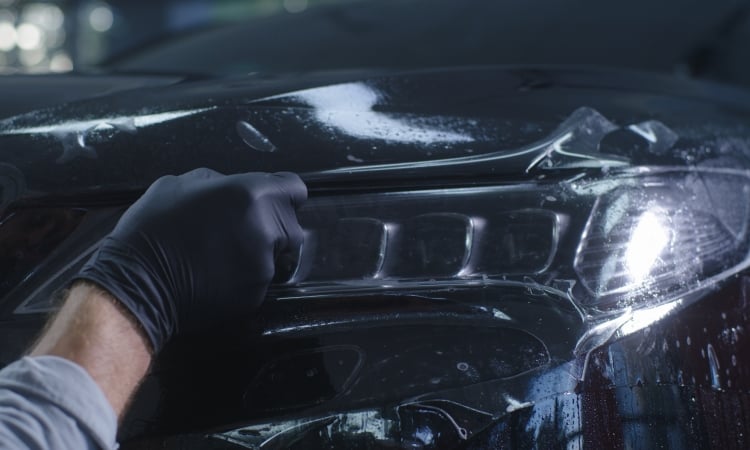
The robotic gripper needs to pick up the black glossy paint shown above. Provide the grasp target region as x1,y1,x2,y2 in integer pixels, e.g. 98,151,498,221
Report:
1,68,750,448
0,68,749,199
467,277,750,449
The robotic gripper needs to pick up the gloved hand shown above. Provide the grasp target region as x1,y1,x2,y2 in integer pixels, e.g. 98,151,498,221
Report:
74,168,307,352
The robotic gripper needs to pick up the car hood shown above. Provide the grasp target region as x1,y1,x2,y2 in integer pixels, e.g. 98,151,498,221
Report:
1,67,750,205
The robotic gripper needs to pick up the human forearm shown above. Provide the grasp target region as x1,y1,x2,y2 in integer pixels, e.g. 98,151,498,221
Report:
29,281,152,417
0,169,305,448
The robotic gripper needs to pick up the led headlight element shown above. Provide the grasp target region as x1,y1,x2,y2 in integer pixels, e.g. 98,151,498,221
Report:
624,209,671,285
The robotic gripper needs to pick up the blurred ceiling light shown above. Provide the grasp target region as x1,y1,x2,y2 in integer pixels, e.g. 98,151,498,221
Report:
22,3,63,30
283,0,308,14
0,21,16,51
16,23,42,50
44,27,63,47
19,46,45,66
89,4,113,32
49,51,71,72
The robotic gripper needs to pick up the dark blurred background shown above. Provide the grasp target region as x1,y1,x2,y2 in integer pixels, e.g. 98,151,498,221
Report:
0,0,358,73
4,0,750,89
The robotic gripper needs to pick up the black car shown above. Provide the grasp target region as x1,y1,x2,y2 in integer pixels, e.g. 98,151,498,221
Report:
2,1,750,449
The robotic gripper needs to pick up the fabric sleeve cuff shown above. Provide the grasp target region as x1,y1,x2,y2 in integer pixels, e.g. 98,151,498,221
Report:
0,356,118,449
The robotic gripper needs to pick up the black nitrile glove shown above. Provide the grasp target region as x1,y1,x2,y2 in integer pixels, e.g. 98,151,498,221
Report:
74,168,307,352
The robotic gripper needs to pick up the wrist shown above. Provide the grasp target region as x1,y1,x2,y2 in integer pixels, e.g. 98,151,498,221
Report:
75,280,155,355
75,241,176,352
29,281,153,417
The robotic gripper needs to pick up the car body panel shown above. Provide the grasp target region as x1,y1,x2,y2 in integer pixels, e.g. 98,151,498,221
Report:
1,67,750,448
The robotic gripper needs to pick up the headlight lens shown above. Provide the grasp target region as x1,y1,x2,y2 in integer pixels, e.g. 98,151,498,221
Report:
7,169,748,345
574,171,750,311
281,168,750,324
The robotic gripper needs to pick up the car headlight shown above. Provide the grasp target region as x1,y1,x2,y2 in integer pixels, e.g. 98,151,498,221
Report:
277,169,750,321
575,171,750,311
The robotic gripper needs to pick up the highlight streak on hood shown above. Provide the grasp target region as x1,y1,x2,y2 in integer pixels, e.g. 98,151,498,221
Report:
264,82,474,145
0,107,216,136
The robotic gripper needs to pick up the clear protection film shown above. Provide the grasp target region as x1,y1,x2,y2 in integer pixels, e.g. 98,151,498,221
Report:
189,167,750,449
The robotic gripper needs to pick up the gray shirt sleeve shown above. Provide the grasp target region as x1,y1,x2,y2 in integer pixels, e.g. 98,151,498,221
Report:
0,356,118,450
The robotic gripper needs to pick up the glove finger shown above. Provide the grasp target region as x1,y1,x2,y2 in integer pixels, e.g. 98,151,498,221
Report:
149,168,222,201
180,167,225,180
272,246,301,283
280,213,305,256
274,224,304,282
271,200,305,282
272,171,308,209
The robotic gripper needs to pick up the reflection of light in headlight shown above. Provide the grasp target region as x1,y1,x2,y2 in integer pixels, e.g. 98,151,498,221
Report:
625,210,670,285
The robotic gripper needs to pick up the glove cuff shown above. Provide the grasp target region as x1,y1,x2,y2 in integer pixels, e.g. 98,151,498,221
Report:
72,238,176,352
